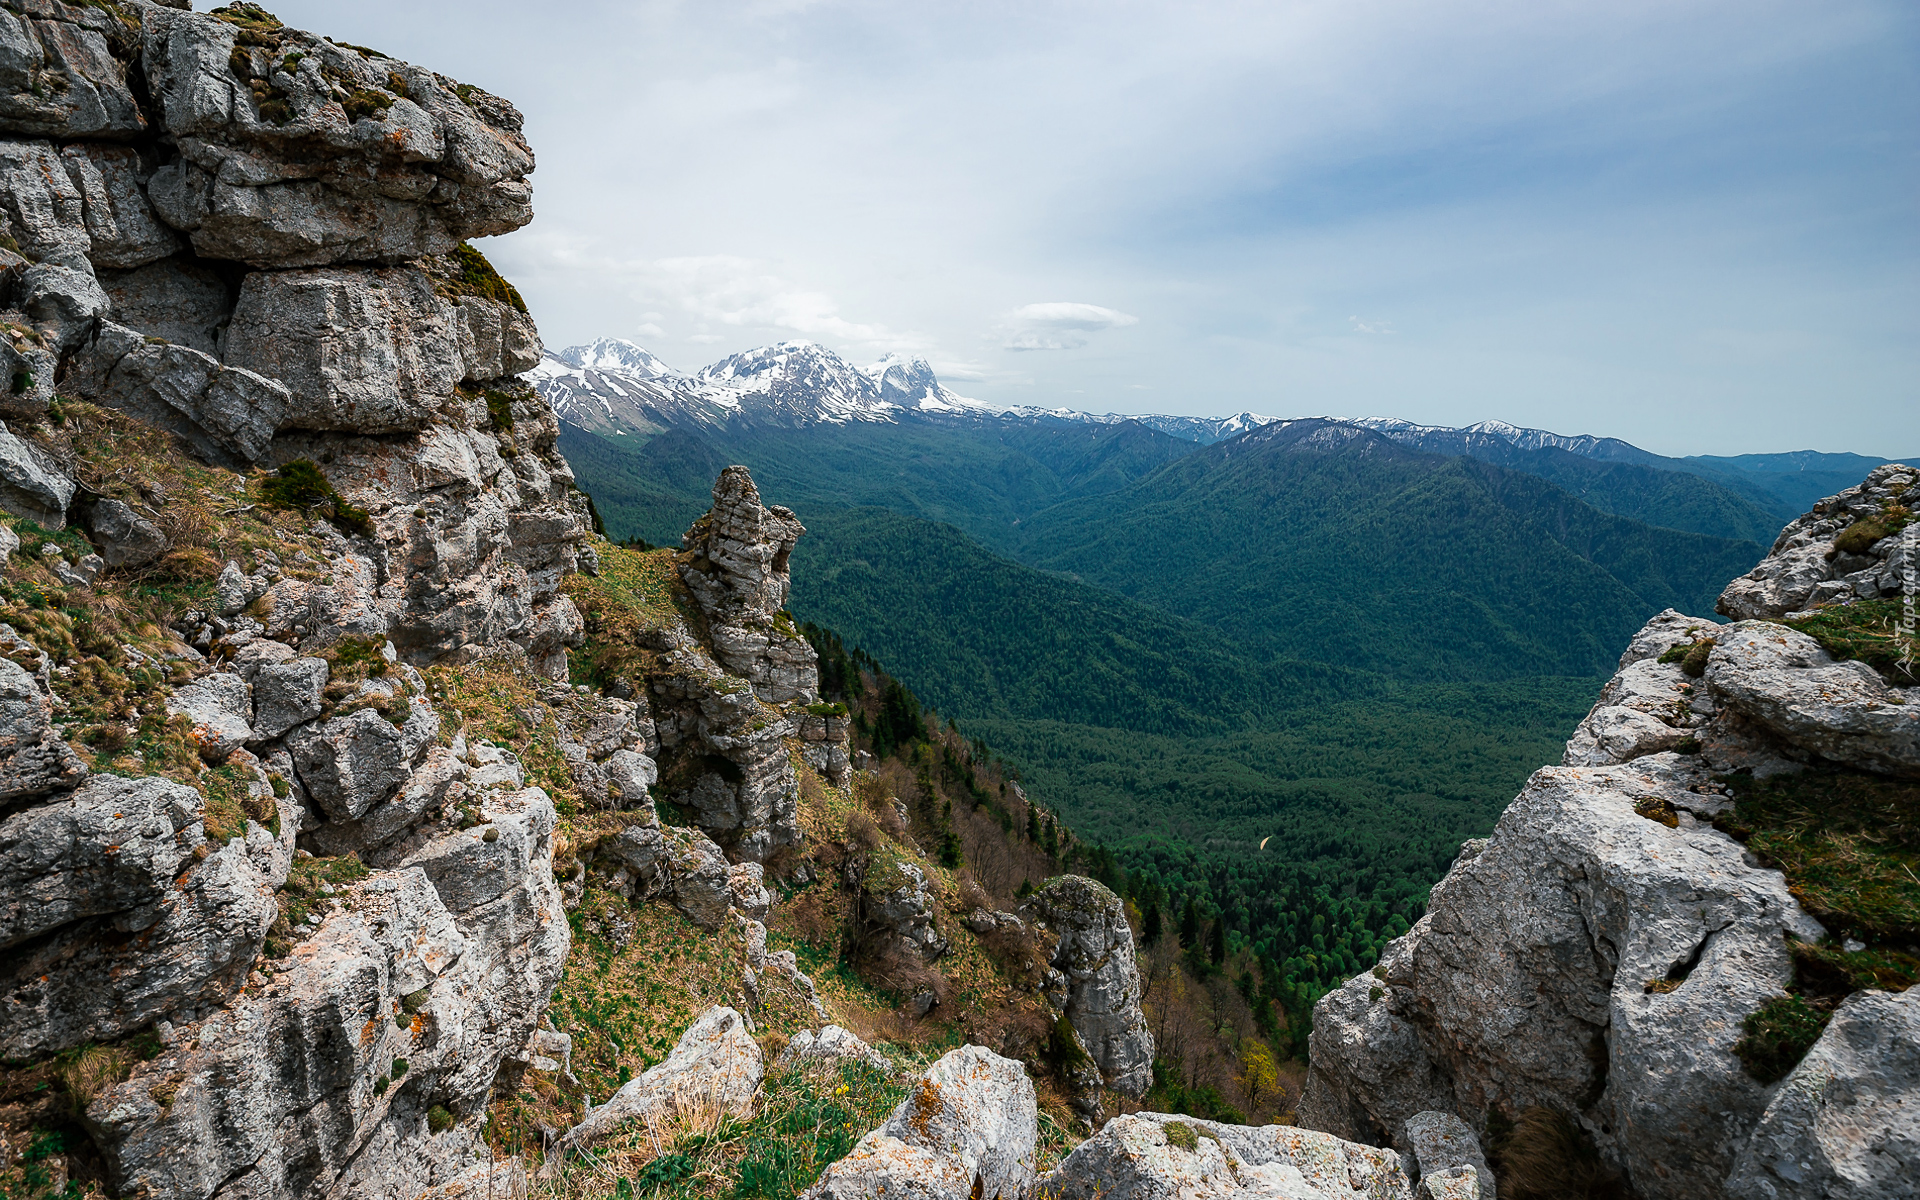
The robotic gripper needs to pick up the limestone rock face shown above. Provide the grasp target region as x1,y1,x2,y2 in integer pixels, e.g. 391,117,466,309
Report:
289,696,440,821
1300,753,1825,1198
1725,987,1920,1199
138,5,533,268
84,862,561,1200
601,820,736,931
224,265,465,435
559,1005,762,1152
0,650,84,803
1717,462,1915,618
67,319,293,466
804,1046,1037,1200
649,635,803,861
165,670,254,762
680,465,818,704
0,0,147,140
0,773,200,951
1,806,292,1058
1040,1112,1414,1200
1020,875,1154,1098
855,852,948,963
1303,472,1920,1200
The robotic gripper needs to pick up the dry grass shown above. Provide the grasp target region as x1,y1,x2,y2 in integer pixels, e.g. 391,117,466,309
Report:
1487,1107,1626,1200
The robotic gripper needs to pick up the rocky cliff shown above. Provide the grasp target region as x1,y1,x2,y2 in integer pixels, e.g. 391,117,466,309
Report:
0,3,858,1194
1300,465,1917,1198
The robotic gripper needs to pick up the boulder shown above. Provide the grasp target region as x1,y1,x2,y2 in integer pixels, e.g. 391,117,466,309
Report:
1021,875,1154,1097
0,652,85,804
288,700,440,822
1705,622,1920,777
65,320,292,467
728,859,772,922
804,1046,1037,1200
0,2,146,139
20,248,108,351
0,417,74,527
139,6,533,267
1403,1112,1494,1200
557,1006,762,1151
86,497,169,568
165,670,253,763
1726,986,1920,1199
249,655,328,740
0,773,202,951
779,1025,890,1075
1042,1113,1415,1200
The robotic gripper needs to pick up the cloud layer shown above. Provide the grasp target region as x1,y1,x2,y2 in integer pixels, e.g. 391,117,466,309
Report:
271,0,1918,455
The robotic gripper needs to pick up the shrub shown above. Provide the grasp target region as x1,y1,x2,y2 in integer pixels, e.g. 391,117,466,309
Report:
426,1103,455,1132
259,459,373,537
1733,994,1828,1084
484,389,515,432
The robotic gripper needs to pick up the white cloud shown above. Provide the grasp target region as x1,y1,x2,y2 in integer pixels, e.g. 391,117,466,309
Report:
636,322,667,337
1349,316,1395,334
1003,301,1139,350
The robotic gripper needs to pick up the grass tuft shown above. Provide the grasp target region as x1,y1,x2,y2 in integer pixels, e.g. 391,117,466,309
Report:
1732,994,1828,1084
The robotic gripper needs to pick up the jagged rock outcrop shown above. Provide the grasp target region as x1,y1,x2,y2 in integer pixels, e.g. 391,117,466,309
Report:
1040,1111,1416,1200
1021,875,1154,1099
557,1005,763,1153
851,847,949,964
1302,472,1918,1200
635,464,852,860
804,1045,1038,1200
680,464,818,704
1718,463,1912,619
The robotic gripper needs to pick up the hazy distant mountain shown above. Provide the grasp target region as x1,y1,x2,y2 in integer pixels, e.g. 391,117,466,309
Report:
534,335,1910,531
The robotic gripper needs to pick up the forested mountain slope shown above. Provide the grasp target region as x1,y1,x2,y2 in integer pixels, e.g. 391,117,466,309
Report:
1008,420,1762,680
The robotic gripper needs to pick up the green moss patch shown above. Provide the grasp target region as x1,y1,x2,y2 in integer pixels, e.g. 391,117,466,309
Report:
1733,994,1828,1084
1781,599,1919,687
1715,768,1920,944
1832,505,1911,556
438,243,528,314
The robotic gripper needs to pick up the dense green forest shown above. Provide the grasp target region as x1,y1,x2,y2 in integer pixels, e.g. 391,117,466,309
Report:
1005,420,1760,680
562,414,1803,1030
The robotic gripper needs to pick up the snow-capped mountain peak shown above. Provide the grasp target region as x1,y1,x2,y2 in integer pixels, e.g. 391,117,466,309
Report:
555,338,680,379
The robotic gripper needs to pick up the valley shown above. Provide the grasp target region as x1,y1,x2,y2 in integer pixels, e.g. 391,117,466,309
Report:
542,336,1880,1018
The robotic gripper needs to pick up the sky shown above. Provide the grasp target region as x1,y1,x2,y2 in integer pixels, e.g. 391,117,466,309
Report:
263,0,1917,456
